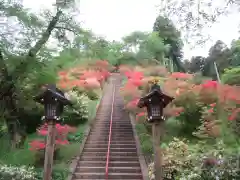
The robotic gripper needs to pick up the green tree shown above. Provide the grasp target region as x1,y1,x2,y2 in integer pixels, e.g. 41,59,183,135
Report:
222,67,240,85
136,32,166,64
121,31,168,66
153,15,185,72
106,41,124,65
229,39,240,67
202,40,232,79
122,31,148,52
183,56,206,73
0,0,82,148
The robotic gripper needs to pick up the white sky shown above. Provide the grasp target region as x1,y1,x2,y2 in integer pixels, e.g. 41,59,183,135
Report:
23,0,240,59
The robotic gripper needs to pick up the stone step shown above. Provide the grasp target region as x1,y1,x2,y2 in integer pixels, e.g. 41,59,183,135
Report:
78,161,141,167
91,128,132,131
87,139,135,142
80,156,139,161
88,136,135,141
76,166,141,173
90,130,133,133
92,124,132,127
84,144,136,148
82,151,138,156
94,123,132,129
74,172,143,179
90,131,133,134
93,124,132,126
74,179,141,180
94,121,131,123
89,133,134,137
85,140,135,144
83,147,137,152
91,127,133,133
90,129,133,132
94,122,132,124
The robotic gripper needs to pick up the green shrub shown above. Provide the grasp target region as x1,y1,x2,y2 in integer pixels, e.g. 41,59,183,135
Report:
18,109,43,134
148,138,240,180
62,90,89,126
179,141,240,180
0,165,37,180
222,67,240,85
164,117,183,141
35,167,69,180
67,131,84,143
174,92,203,136
51,169,69,180
232,115,240,137
135,124,153,154
33,149,60,167
85,90,99,100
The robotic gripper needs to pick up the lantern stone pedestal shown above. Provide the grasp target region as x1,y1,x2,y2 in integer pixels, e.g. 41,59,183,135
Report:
152,122,163,180
43,120,56,180
34,84,71,180
137,83,174,180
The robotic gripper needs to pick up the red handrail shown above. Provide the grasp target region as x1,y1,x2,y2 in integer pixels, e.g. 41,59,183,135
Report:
105,85,116,179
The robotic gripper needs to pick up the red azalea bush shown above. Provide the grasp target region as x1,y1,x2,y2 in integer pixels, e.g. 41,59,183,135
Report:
33,123,76,149
119,65,240,180
29,123,76,166
57,60,111,91
120,64,240,138
164,77,240,137
121,66,188,119
57,60,112,102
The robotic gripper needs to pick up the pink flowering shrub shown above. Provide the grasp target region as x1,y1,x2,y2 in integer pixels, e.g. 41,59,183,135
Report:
120,65,240,138
29,123,76,166
57,60,111,91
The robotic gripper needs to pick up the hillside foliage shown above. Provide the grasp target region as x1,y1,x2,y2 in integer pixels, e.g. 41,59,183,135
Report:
1,0,240,179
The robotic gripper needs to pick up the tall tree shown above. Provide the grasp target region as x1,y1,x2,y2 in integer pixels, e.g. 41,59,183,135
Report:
121,31,167,66
153,15,185,72
229,39,240,67
122,31,148,52
202,40,232,78
0,0,81,148
183,56,206,73
136,32,166,63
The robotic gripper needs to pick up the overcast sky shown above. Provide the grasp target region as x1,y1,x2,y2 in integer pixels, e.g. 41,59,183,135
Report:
23,0,240,59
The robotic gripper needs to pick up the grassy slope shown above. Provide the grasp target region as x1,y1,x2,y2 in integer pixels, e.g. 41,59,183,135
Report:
135,117,191,155
0,98,100,170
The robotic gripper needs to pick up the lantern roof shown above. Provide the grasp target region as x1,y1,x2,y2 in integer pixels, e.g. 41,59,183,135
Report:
144,89,173,101
138,84,174,108
34,84,72,106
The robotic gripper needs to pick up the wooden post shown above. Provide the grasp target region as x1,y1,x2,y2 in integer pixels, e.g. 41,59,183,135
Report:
152,122,163,180
43,120,56,180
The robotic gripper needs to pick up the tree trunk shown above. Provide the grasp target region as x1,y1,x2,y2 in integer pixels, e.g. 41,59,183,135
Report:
8,10,63,82
0,50,19,149
28,10,62,58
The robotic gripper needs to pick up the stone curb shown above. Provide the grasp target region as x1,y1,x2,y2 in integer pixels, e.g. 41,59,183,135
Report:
129,112,149,180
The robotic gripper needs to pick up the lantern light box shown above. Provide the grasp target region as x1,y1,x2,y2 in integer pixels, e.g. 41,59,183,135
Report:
34,84,72,121
138,84,174,123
